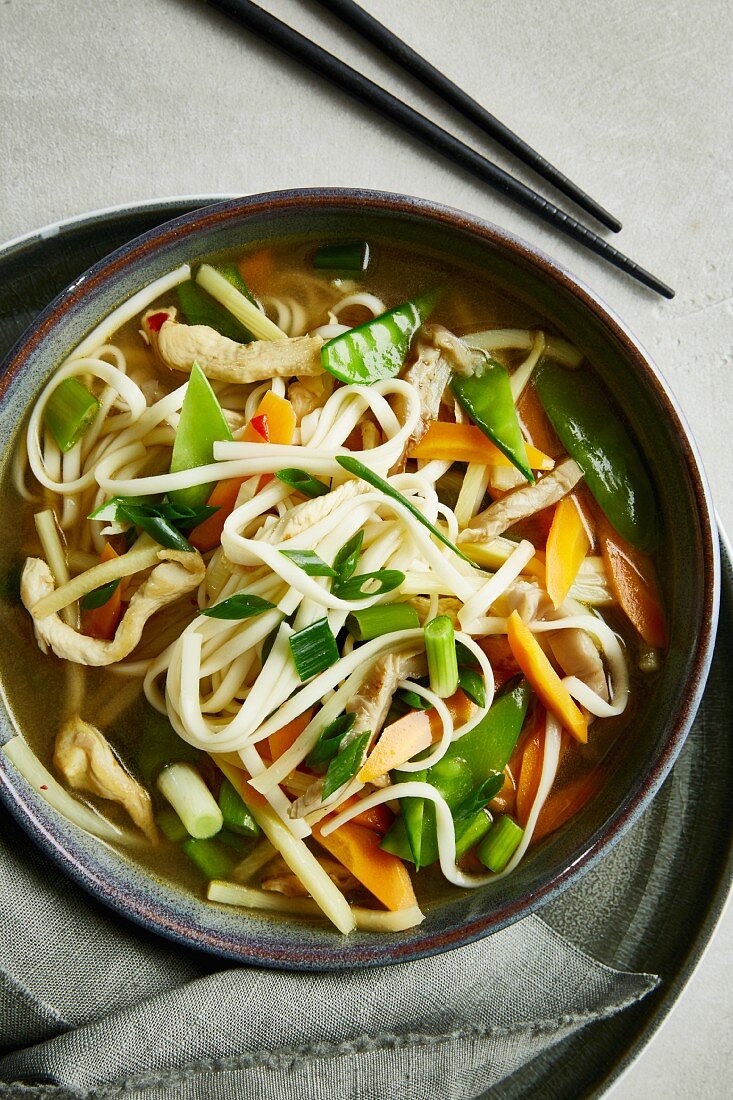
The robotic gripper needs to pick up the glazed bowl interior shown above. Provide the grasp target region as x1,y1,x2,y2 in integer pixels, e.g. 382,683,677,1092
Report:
0,191,719,967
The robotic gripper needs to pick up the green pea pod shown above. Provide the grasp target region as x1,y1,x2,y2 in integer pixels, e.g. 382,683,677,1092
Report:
169,361,233,509
381,678,531,867
321,290,439,385
451,357,534,483
534,362,657,551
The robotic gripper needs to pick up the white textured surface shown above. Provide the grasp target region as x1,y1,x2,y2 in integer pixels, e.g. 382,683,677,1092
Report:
1,0,732,1094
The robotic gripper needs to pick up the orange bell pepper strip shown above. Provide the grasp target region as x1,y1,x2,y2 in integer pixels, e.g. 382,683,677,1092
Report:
545,495,592,608
597,512,667,648
409,421,554,470
312,820,417,911
506,611,588,743
357,711,433,784
81,542,124,640
268,708,315,762
189,391,296,551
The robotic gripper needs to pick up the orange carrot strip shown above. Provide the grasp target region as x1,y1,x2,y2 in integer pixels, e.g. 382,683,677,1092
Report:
409,421,554,470
546,495,592,608
312,820,417,911
81,543,123,640
358,711,432,784
506,611,588,743
189,392,296,551
517,382,564,458
533,767,604,842
515,727,544,827
237,249,274,288
428,687,475,741
477,636,522,690
336,795,393,836
268,709,315,762
597,513,667,648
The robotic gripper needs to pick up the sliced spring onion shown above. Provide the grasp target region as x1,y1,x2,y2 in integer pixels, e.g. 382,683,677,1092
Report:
169,361,233,509
120,504,194,552
313,241,370,273
182,837,235,879
79,579,120,611
321,290,439,385
332,531,364,583
322,730,371,801
346,601,420,641
476,815,524,872
218,776,260,837
177,280,252,343
43,377,100,453
201,593,277,621
289,618,340,681
196,263,287,341
280,549,336,577
156,806,189,843
333,569,405,600
424,615,459,699
307,713,356,767
336,455,476,567
275,468,330,498
457,666,486,708
156,762,223,839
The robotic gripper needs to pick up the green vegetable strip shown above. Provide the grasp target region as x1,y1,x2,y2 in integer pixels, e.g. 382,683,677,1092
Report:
534,361,658,551
216,263,259,306
333,569,405,600
169,361,233,509
182,837,235,879
321,289,439,385
424,615,459,698
313,241,370,272
307,714,356,767
156,806,189,843
201,594,277,621
43,378,99,453
346,602,420,641
156,763,223,839
322,730,371,801
289,618,340,681
336,455,476,567
457,666,486,708
177,280,252,343
218,777,261,837
280,549,336,577
477,815,524,872
332,532,363,582
451,356,534,483
276,469,330,498
80,579,120,612
196,264,286,341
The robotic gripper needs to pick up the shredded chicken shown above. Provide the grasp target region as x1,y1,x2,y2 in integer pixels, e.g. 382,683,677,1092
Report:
21,550,205,666
142,308,324,382
458,458,583,543
260,479,369,544
262,856,359,897
54,717,157,842
287,374,334,421
420,324,483,377
411,596,462,625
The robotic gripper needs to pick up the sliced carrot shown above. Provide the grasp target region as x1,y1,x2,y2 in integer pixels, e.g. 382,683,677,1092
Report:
517,382,564,458
312,820,417,911
515,726,544,827
428,687,475,741
476,635,522,690
189,392,296,552
488,768,516,814
597,512,667,648
336,795,393,835
533,767,604,841
81,542,123,640
358,711,432,784
268,708,315,762
546,495,591,608
410,421,554,470
506,611,588,743
237,249,274,288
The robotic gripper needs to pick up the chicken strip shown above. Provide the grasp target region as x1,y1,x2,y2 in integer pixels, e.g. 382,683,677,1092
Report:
22,549,205,666
458,458,583,543
142,308,324,382
54,717,157,842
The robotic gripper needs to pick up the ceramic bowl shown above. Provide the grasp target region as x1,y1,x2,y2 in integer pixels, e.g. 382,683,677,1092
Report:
0,190,719,968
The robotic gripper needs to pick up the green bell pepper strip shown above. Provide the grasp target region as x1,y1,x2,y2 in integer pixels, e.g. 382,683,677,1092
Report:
534,361,657,552
381,677,531,866
177,280,252,343
169,361,233,509
451,355,534,483
321,289,440,384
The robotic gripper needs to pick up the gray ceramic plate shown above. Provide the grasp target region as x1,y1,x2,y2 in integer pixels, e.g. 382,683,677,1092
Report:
0,200,730,1096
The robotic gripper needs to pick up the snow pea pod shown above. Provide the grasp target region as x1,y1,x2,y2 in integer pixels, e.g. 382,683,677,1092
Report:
321,289,439,384
451,356,534,482
534,362,657,552
169,361,233,509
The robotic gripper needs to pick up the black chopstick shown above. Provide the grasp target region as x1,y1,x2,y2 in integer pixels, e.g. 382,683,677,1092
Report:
314,0,622,234
201,0,675,299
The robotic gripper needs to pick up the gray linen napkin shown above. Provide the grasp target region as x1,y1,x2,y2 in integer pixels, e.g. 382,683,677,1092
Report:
0,809,658,1100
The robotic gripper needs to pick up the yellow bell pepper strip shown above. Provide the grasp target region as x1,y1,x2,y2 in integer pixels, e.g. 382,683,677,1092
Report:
409,420,554,470
596,512,667,648
506,611,588,743
357,710,433,785
169,361,233,509
451,356,534,482
312,819,417,912
545,495,591,608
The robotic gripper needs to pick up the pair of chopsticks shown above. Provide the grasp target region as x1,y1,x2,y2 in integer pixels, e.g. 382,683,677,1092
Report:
200,0,674,299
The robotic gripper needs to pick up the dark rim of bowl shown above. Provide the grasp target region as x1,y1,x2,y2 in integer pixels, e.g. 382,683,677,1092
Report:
0,189,720,968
